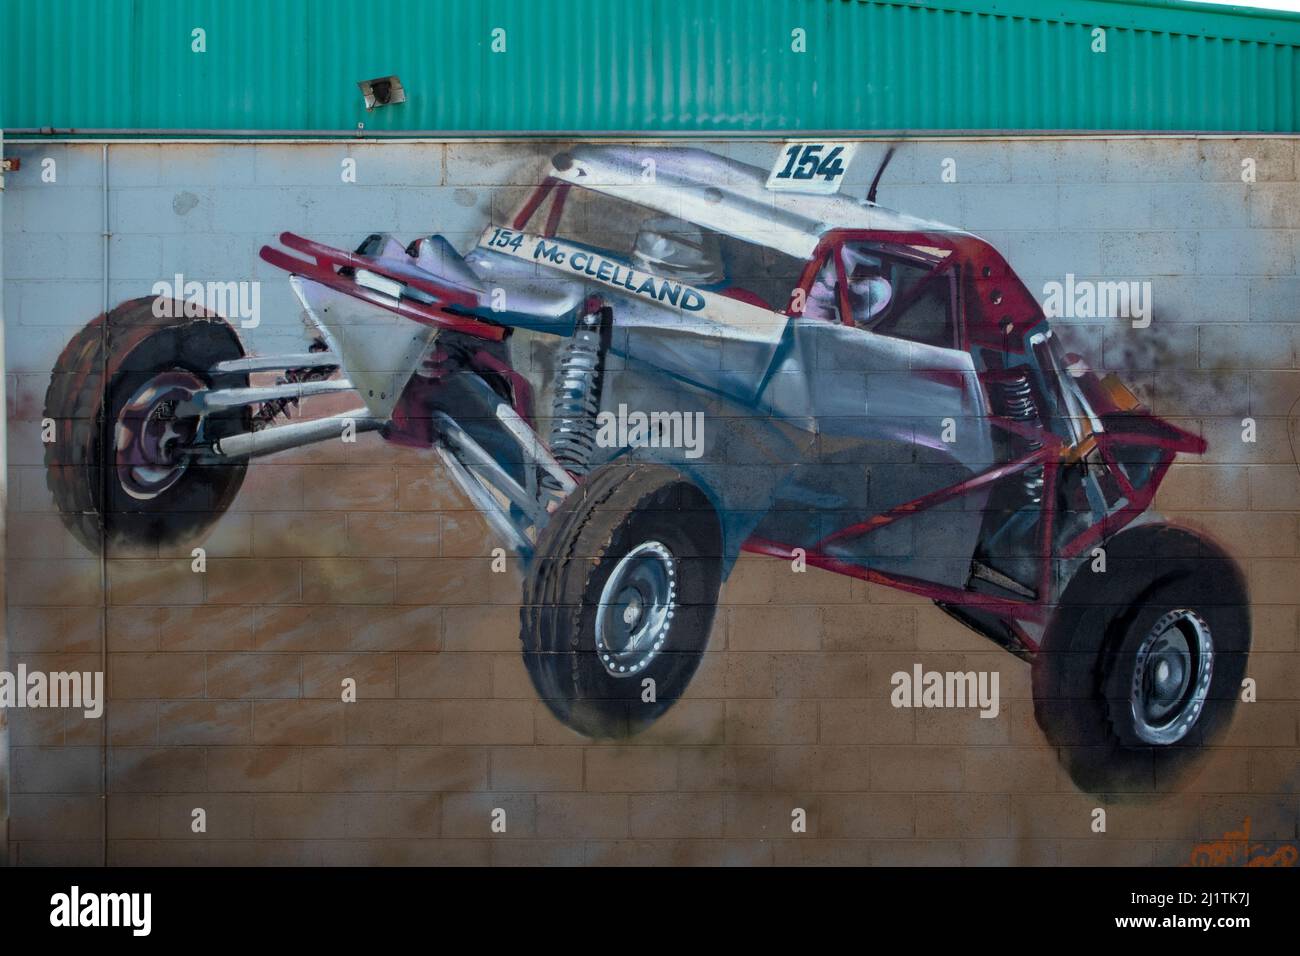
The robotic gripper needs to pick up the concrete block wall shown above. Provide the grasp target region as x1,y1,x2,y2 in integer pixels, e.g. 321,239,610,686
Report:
2,137,1297,865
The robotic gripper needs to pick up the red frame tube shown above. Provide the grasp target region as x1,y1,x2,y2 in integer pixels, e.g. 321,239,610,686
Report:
742,536,1047,621
741,416,1188,644
511,179,558,230
259,233,507,341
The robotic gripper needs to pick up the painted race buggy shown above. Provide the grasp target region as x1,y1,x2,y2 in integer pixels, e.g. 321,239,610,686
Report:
44,146,1250,794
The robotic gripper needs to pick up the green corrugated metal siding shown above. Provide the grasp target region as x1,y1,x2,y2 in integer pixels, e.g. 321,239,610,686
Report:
3,0,1299,135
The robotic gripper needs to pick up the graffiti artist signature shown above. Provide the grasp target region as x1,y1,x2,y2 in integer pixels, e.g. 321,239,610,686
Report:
1187,818,1298,867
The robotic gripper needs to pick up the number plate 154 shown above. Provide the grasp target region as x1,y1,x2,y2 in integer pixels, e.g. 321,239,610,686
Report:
766,141,859,194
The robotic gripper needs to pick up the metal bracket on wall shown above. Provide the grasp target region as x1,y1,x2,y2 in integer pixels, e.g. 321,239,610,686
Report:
358,75,405,111
0,156,18,190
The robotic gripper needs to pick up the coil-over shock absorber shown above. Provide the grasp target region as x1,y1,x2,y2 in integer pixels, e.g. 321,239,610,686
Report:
543,301,612,490
995,372,1045,503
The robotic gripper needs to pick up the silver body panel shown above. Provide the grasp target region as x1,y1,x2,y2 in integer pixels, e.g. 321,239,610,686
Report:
289,274,439,420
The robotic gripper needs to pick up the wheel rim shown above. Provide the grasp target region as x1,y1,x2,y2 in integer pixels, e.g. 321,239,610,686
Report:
114,370,205,501
594,541,676,677
1129,608,1214,745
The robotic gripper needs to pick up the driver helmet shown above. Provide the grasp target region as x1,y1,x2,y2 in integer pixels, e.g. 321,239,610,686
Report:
631,216,725,285
841,246,893,321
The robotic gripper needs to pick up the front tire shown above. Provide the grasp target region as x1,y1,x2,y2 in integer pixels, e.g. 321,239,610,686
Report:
43,297,251,553
1033,523,1250,795
520,462,722,738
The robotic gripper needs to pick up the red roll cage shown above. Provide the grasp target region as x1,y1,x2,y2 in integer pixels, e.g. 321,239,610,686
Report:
511,179,1204,651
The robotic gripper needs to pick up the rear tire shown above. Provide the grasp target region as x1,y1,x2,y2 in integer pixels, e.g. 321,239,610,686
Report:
520,462,722,738
43,297,251,553
1033,523,1250,795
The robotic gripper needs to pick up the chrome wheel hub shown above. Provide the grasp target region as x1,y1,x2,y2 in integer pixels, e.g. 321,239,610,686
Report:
1129,608,1214,745
115,370,205,500
594,541,676,677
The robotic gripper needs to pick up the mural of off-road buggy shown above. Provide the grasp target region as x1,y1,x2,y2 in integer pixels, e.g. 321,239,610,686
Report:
44,146,1250,794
